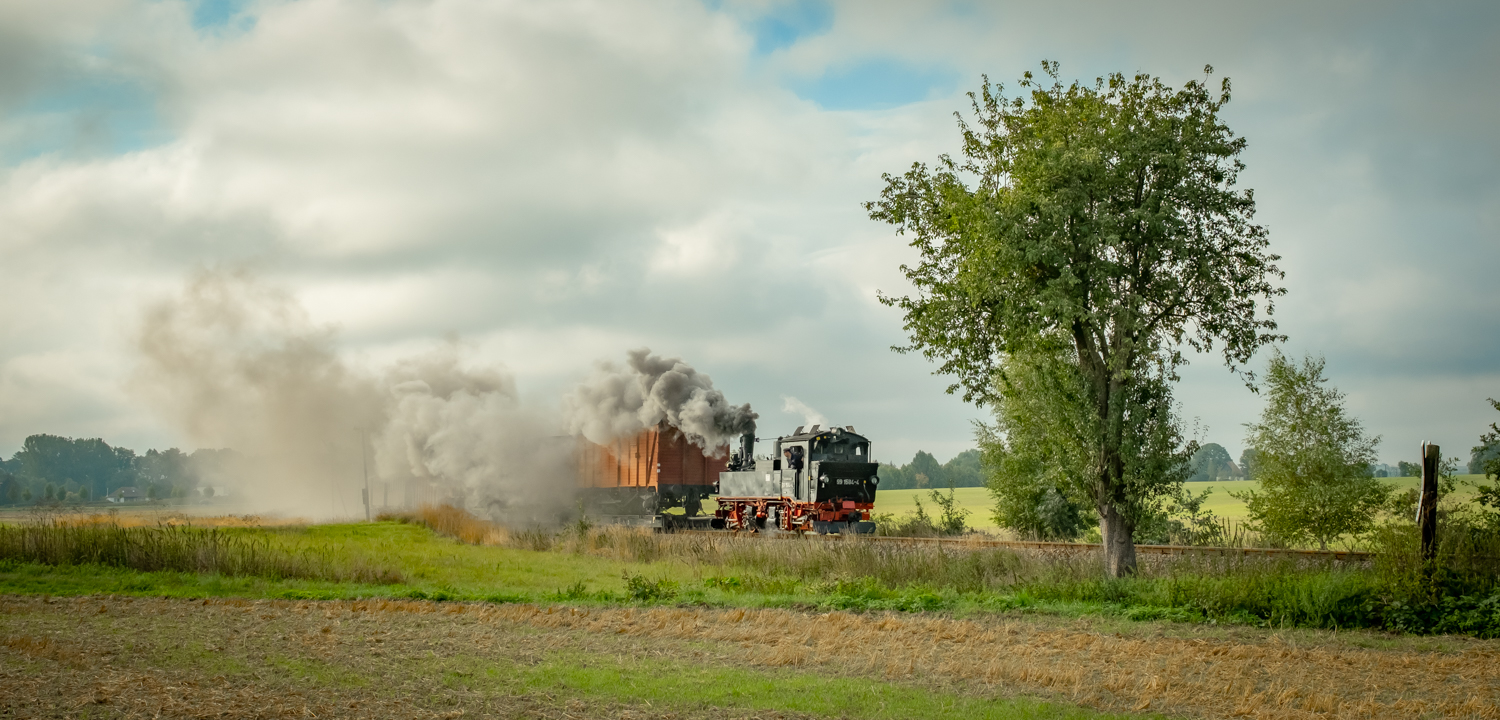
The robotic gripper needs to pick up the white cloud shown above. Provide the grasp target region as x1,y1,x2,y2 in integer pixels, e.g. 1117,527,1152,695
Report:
0,0,1496,466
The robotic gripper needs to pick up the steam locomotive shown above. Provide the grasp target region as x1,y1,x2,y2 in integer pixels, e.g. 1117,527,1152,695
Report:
712,424,879,534
576,422,879,534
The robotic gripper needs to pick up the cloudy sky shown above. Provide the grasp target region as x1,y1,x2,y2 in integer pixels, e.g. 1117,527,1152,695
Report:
1,0,1496,467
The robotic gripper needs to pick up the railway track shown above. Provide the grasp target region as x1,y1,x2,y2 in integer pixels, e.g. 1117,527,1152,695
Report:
676,528,1374,562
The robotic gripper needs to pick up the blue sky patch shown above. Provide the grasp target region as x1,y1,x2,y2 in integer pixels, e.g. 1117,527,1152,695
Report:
2,75,169,164
193,0,256,33
789,57,962,111
747,0,834,55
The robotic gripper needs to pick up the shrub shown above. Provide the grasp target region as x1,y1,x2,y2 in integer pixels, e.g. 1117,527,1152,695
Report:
624,572,678,602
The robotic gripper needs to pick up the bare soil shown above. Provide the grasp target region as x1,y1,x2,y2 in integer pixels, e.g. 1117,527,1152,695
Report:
2,595,1497,719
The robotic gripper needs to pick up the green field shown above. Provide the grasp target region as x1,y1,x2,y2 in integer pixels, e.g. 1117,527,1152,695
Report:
874,475,1490,534
873,486,998,530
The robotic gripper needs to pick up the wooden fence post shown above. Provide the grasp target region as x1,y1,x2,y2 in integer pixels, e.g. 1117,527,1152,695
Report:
1419,442,1440,564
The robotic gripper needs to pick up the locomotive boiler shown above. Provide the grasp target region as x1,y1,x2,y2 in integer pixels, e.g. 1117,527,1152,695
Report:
712,424,879,534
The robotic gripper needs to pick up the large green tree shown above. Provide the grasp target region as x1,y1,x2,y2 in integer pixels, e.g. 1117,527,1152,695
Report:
1235,352,1390,549
1189,443,1234,482
867,63,1284,575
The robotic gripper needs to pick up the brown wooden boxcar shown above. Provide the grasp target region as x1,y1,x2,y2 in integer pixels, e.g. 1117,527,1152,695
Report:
576,422,727,517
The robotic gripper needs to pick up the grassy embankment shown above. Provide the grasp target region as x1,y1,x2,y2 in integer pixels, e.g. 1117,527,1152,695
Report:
3,506,1500,636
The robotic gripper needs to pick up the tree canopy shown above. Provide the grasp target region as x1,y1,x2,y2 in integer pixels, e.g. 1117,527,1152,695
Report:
1472,400,1500,478
1189,443,1235,482
2,434,236,505
1235,352,1390,549
867,62,1283,575
878,449,986,490
1239,447,1262,482
1473,399,1500,516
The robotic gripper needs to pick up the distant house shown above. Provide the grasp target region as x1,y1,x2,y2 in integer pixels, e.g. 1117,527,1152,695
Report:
108,487,144,503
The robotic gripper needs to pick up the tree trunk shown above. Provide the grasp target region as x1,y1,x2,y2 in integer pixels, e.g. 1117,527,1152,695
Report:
1099,500,1137,577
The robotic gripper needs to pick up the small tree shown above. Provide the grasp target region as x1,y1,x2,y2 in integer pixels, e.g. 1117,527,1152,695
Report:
1235,352,1390,549
930,482,972,535
979,341,1101,540
1472,399,1500,517
1239,447,1261,482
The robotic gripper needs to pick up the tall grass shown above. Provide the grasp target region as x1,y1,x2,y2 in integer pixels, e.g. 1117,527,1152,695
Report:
0,521,404,584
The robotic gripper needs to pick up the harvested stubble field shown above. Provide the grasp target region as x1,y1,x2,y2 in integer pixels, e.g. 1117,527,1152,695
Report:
3,594,1498,720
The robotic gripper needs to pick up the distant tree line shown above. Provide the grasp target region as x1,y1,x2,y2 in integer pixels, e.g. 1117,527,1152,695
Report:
0,434,238,505
876,449,985,490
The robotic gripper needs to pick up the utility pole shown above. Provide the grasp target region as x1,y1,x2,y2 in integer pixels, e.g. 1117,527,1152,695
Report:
1418,442,1440,564
359,428,371,522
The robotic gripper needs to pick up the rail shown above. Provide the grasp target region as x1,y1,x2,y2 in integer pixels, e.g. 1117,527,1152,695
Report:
676,529,1374,562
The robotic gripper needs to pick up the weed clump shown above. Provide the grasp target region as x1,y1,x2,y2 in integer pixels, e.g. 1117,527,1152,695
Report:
623,573,678,602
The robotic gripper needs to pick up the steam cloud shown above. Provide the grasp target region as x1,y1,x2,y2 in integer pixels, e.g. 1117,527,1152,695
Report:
134,271,756,522
781,396,828,429
565,348,757,454
133,269,573,523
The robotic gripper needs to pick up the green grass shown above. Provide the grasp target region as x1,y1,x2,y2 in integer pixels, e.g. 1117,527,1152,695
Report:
503,650,1144,720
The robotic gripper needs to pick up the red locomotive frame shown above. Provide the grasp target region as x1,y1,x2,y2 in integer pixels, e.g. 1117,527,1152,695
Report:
715,496,874,533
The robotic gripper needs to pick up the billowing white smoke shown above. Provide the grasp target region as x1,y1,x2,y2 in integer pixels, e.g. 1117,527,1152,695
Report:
565,348,757,454
372,350,576,524
781,395,828,429
134,269,574,523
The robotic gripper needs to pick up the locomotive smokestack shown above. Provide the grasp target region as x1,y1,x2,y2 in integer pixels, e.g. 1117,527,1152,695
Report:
737,432,754,467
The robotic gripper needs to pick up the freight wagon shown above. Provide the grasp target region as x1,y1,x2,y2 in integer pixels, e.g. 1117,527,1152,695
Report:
576,422,725,527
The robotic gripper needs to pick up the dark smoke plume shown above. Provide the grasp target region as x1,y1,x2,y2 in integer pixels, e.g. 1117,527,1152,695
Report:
565,348,757,454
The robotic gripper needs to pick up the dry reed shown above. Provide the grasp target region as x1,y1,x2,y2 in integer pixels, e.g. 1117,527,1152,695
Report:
0,521,404,584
